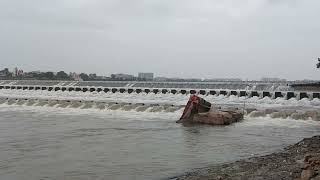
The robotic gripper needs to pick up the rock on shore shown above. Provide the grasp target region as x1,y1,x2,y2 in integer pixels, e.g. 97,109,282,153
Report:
174,136,320,180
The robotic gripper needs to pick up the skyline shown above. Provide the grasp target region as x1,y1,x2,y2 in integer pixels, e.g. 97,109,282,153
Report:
0,0,319,80
0,65,317,81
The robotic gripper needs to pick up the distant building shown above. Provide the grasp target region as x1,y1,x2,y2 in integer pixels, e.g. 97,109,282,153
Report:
0,68,10,77
203,78,242,82
17,69,24,76
111,73,136,81
13,67,18,77
260,77,287,82
94,76,110,81
70,72,82,81
30,71,41,75
154,77,169,81
13,67,23,77
138,73,154,81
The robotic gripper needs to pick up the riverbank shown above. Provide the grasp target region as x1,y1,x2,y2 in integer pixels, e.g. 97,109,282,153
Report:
174,136,320,180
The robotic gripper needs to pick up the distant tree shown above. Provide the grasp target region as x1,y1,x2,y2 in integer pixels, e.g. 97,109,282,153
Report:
43,72,54,80
89,73,97,79
79,73,89,81
317,58,320,69
3,68,9,74
56,71,69,80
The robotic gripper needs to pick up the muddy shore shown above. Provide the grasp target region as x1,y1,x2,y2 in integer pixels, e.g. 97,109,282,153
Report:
173,136,320,180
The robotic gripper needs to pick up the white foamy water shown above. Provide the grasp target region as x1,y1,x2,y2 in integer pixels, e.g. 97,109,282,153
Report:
0,89,320,180
1,89,320,108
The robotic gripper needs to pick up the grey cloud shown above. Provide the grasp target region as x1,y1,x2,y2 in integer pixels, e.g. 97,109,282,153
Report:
0,0,319,80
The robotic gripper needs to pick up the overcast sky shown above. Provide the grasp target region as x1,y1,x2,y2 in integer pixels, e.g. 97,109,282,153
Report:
0,0,319,80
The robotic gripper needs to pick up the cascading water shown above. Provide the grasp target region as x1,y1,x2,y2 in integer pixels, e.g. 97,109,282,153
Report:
0,96,186,113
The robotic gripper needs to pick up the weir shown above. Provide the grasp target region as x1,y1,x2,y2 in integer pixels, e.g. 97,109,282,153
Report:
1,84,320,100
1,96,318,121
0,97,182,113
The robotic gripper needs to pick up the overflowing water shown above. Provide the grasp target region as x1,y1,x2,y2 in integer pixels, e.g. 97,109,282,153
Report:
0,88,320,180
0,80,292,91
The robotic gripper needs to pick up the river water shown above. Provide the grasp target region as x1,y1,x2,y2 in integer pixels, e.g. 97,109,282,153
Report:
0,89,320,180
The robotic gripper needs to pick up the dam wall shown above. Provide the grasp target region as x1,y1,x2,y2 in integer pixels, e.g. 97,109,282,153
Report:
0,80,319,100
0,80,291,91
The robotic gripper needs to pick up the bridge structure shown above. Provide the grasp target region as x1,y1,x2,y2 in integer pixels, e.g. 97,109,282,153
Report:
0,80,319,100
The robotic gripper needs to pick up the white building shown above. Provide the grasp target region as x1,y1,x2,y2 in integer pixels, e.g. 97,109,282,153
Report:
138,73,154,81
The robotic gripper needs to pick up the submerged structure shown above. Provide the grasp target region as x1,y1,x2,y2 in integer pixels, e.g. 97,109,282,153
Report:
177,95,244,125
